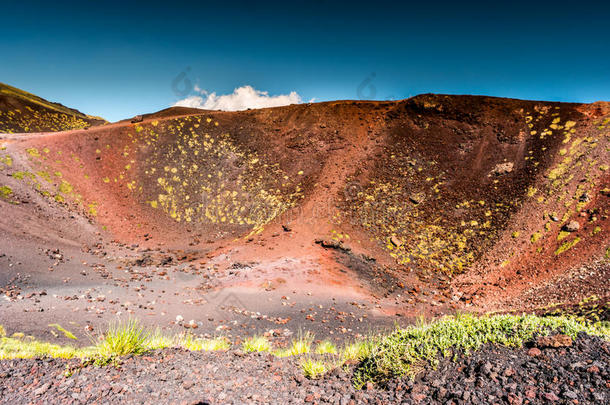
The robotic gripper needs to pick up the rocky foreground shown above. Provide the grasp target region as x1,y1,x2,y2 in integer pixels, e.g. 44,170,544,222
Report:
0,333,608,404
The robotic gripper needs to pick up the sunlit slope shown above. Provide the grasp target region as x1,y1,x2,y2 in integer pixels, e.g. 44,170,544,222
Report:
9,96,608,278
337,95,609,276
0,82,106,133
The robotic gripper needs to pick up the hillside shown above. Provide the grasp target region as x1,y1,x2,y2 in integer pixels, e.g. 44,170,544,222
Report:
1,92,608,405
0,82,106,133
0,94,607,321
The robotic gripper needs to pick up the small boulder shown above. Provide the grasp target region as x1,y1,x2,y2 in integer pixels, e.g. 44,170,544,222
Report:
562,390,578,400
131,115,143,123
562,221,580,232
543,392,560,401
390,236,402,247
490,162,514,176
527,347,542,357
409,193,425,204
34,383,51,396
479,361,493,375
504,367,516,377
587,365,600,374
314,238,342,249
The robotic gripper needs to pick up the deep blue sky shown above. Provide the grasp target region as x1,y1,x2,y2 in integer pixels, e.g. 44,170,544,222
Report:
2,0,609,121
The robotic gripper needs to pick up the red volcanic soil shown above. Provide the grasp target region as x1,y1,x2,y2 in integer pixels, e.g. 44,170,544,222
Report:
0,94,608,342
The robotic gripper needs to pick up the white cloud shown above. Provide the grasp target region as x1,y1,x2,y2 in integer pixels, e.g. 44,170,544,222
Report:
173,95,207,108
193,84,207,95
173,85,302,111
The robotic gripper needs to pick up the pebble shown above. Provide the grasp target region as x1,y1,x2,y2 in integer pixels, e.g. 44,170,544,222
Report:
527,347,542,357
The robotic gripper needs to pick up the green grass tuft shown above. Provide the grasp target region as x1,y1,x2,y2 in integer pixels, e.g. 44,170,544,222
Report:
0,321,231,361
341,337,378,362
274,331,313,357
301,358,327,379
95,319,150,358
179,334,230,351
315,340,337,355
146,328,175,349
242,335,271,352
353,313,610,388
0,335,97,360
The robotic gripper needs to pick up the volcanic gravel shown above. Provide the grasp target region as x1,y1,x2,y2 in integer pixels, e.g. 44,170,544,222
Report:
1,333,608,404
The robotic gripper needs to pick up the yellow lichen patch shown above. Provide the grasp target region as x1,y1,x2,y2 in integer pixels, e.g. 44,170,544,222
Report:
564,121,576,129
26,148,40,157
0,155,12,167
0,107,91,133
338,154,497,274
124,117,303,229
57,180,73,194
0,185,13,199
555,237,581,255
530,232,542,244
87,202,98,216
527,187,537,197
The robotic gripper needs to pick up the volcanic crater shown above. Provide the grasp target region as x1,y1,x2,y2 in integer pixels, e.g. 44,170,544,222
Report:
0,84,608,404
